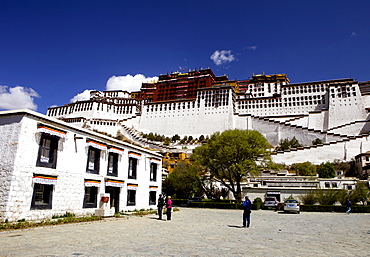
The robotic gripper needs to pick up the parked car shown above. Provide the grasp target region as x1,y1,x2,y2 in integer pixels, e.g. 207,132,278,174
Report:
283,199,300,214
187,197,203,205
263,197,278,209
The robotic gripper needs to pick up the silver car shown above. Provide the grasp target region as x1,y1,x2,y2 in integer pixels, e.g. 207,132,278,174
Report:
263,197,278,209
283,199,300,214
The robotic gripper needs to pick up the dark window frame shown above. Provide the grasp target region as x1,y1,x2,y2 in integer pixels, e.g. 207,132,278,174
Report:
86,146,101,174
36,133,59,169
150,163,157,182
83,187,98,208
128,157,137,179
149,191,156,205
107,152,119,177
127,189,136,206
31,183,53,210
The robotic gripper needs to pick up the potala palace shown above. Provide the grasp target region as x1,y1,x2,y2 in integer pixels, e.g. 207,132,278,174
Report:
47,68,370,166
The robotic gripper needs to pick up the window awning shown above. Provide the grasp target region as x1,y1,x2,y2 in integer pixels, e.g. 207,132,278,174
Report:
127,183,138,190
84,179,101,187
33,174,58,185
149,185,158,191
105,179,125,188
37,124,67,138
128,152,141,160
150,158,161,165
86,140,107,151
108,147,124,155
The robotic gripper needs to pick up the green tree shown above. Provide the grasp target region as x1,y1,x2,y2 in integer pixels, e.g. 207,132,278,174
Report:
171,134,180,142
191,129,271,201
317,162,336,178
290,162,317,176
276,136,302,151
163,162,202,199
312,138,323,145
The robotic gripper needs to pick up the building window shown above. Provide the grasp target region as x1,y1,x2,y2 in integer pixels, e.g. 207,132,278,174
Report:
150,163,157,182
127,190,136,206
149,191,156,205
83,187,98,208
36,134,59,169
325,182,331,188
107,152,119,176
128,157,137,179
86,147,100,174
31,184,53,209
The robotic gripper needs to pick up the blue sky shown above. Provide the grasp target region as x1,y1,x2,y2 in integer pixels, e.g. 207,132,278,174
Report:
1,0,369,114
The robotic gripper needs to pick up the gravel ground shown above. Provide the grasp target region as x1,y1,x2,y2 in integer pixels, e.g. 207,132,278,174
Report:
0,208,369,256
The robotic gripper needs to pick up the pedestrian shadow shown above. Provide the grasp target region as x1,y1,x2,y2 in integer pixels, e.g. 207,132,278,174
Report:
149,217,166,221
228,225,244,228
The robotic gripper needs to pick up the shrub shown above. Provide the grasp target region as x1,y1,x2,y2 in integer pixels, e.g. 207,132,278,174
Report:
315,189,338,205
299,190,317,205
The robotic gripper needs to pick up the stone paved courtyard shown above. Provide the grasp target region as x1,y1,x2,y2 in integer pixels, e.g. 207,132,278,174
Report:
0,208,369,256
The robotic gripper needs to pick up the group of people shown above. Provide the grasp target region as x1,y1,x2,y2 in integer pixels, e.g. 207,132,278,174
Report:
157,194,172,220
157,194,252,227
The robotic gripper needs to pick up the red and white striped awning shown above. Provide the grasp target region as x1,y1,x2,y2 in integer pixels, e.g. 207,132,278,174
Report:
37,125,67,138
33,174,58,185
108,147,124,155
86,140,107,151
128,152,141,160
84,179,101,187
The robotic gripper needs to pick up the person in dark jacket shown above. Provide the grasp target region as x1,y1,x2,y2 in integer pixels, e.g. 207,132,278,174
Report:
157,194,165,220
346,198,351,214
242,196,252,227
166,196,172,220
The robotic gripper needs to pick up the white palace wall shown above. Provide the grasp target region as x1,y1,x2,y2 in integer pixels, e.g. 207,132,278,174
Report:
0,110,162,222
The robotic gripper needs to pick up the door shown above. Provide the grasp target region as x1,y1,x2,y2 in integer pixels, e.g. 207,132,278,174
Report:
105,186,120,213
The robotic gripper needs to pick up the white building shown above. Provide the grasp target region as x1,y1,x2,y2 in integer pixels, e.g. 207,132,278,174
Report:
0,109,162,222
46,71,370,165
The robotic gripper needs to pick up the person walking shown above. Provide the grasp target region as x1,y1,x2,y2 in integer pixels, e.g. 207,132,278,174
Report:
346,198,351,214
242,196,252,228
166,196,172,220
157,194,165,220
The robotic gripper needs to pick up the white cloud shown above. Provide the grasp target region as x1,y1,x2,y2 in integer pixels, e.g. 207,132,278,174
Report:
210,50,236,66
106,74,158,92
0,85,39,111
70,89,93,103
248,46,258,51
351,32,357,37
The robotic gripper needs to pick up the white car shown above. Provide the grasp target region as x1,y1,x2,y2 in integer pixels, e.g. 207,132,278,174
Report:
283,199,300,214
263,197,278,209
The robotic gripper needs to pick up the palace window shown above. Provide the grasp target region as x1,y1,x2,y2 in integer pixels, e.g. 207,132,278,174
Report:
107,152,119,176
83,187,98,208
128,157,138,179
36,134,59,169
86,147,101,174
149,191,156,205
127,189,136,206
31,183,53,210
150,163,158,182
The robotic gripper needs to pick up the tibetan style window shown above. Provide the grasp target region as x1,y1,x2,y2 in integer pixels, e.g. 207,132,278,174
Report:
86,146,101,174
31,174,57,210
83,187,98,208
149,191,156,205
31,175,57,210
150,158,160,182
107,152,119,176
128,158,137,179
36,134,59,169
127,184,137,206
128,152,141,179
31,183,54,209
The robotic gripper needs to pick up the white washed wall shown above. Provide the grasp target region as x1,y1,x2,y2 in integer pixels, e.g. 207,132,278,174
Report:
0,111,162,222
